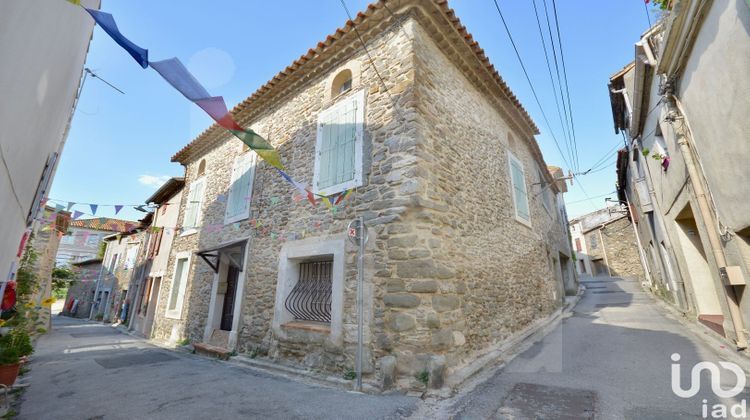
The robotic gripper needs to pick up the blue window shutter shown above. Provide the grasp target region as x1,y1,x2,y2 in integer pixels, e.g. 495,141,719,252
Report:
226,153,255,223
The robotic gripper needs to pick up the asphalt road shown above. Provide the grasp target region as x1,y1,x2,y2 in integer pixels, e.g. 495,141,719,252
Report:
19,317,416,420
442,276,750,419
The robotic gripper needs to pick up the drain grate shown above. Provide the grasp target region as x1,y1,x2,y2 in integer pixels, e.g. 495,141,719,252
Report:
595,303,630,308
585,286,607,289
497,383,597,419
70,331,120,338
592,290,626,294
95,351,177,369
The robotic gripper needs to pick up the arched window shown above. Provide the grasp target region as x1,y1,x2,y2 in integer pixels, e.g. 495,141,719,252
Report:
331,69,353,98
197,159,206,177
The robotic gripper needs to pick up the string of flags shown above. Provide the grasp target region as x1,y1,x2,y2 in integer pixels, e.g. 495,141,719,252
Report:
65,1,347,210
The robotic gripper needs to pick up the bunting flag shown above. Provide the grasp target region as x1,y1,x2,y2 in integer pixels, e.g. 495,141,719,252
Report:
69,3,350,211
84,8,148,68
72,210,84,220
67,202,76,211
89,204,98,215
114,205,123,215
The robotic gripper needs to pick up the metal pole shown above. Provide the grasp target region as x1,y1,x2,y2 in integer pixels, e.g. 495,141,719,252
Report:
356,216,365,391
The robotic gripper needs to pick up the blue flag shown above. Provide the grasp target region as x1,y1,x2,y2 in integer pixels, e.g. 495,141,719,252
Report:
85,8,148,68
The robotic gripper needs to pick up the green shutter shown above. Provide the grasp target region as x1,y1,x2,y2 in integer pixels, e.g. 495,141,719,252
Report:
317,95,358,190
511,158,530,221
226,154,255,222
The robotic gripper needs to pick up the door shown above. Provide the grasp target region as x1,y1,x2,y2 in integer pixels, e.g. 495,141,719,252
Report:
220,266,240,331
143,277,161,338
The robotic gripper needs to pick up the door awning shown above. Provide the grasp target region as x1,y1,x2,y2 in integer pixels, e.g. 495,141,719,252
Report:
195,237,248,273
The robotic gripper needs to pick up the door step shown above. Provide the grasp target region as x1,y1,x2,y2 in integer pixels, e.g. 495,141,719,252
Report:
193,342,231,360
698,314,725,337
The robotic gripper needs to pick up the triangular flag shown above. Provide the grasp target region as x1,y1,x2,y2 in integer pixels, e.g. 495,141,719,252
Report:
114,205,123,215
90,204,98,215
67,202,76,211
73,211,84,220
66,0,81,5
55,204,64,212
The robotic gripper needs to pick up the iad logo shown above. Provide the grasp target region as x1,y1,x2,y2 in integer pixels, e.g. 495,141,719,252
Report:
671,353,747,418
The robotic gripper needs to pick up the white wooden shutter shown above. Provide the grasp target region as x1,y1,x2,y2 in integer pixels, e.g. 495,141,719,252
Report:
183,178,205,229
314,89,364,195
225,153,256,224
509,154,530,224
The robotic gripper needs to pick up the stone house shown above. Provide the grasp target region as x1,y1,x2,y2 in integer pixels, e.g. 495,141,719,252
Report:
608,0,750,345
569,208,646,281
128,177,184,339
92,228,142,322
63,258,101,319
154,0,571,389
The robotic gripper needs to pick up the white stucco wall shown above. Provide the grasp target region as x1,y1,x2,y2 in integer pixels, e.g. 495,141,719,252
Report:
0,0,98,281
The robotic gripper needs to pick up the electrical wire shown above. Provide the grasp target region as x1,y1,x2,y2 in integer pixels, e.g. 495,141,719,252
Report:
550,0,580,172
489,0,574,173
565,190,617,205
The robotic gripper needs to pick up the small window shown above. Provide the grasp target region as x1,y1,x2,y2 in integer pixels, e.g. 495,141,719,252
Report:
225,153,257,224
284,260,333,323
167,255,190,319
508,152,531,226
331,69,353,98
575,238,582,252
197,159,206,177
313,89,365,196
183,178,206,231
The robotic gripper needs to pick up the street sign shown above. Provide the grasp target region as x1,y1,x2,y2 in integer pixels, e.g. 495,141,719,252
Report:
347,219,368,245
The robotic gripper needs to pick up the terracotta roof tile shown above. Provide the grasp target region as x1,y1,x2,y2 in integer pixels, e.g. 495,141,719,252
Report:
69,218,137,233
171,0,539,163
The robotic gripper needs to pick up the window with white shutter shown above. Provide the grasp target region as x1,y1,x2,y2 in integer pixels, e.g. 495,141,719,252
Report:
508,152,531,226
225,152,256,224
182,177,206,233
313,89,364,196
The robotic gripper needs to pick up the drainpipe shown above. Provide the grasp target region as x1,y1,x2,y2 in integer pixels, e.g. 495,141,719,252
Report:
667,95,748,349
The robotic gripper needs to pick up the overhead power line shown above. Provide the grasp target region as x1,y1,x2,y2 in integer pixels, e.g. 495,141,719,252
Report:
550,0,580,173
489,0,574,173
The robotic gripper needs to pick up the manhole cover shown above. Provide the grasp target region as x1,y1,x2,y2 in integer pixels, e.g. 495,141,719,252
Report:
595,303,630,308
95,351,177,369
497,383,596,419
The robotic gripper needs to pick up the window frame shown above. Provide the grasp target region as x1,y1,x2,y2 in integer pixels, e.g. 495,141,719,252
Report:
224,152,257,225
181,176,206,236
313,89,365,197
508,151,532,227
166,252,191,319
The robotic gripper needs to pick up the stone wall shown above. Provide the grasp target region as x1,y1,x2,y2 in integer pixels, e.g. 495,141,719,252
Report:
599,217,646,281
385,22,567,383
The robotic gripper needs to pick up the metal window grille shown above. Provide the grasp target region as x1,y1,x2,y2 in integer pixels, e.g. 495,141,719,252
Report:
284,260,333,323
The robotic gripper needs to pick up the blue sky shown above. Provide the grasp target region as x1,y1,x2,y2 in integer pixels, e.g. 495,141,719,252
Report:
50,0,658,221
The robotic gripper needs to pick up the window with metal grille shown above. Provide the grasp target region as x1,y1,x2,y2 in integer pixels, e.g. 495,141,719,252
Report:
284,260,333,323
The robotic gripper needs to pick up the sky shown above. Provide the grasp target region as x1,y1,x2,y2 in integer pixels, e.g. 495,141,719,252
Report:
49,0,659,222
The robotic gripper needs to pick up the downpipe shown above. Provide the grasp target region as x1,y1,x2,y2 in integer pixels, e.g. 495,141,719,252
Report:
668,94,748,350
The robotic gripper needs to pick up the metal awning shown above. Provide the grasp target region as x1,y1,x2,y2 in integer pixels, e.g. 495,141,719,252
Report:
195,237,248,273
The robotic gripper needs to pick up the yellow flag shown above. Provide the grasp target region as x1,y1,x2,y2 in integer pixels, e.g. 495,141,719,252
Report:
66,0,81,5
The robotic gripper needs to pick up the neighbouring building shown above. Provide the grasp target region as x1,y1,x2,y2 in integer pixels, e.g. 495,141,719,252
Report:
569,207,646,282
63,258,102,319
91,227,142,322
56,218,134,267
0,0,98,295
608,0,750,346
27,206,70,329
152,0,572,390
129,177,185,339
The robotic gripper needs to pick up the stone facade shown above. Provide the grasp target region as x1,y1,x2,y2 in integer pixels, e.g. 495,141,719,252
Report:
63,259,100,319
582,216,645,281
152,0,572,389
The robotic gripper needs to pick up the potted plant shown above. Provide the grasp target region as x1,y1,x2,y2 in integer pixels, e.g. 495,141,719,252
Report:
0,328,33,386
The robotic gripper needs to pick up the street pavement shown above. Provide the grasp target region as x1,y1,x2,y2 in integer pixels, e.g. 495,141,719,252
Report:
19,317,416,420
19,276,750,419
433,275,750,419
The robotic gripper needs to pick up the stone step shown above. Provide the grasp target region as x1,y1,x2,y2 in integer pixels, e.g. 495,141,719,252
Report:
193,342,231,360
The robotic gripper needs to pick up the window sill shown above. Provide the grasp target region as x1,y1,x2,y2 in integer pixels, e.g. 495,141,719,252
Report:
514,216,533,229
180,228,198,237
281,321,331,334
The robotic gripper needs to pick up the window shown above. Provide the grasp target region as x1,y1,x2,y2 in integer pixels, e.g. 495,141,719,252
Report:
166,254,191,319
225,152,257,224
589,234,599,249
109,253,119,273
26,152,58,225
284,260,333,323
182,177,206,232
197,159,206,177
331,69,353,98
147,228,163,259
575,238,582,252
124,246,138,270
313,89,365,196
508,152,531,226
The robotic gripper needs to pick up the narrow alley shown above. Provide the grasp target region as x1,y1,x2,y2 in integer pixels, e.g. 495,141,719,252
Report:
429,276,750,419
18,317,417,420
